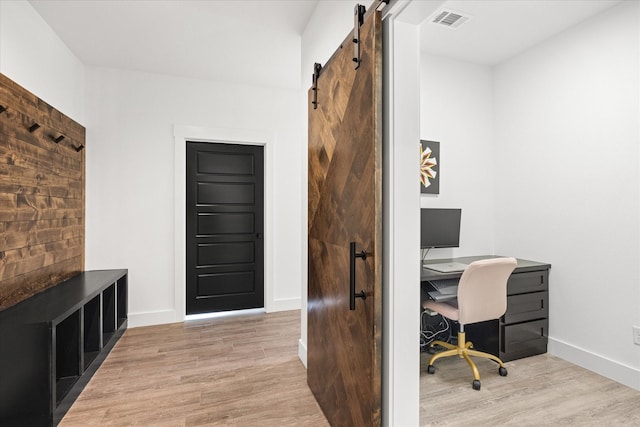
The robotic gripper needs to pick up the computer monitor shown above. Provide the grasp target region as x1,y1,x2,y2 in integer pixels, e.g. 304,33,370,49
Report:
420,208,461,249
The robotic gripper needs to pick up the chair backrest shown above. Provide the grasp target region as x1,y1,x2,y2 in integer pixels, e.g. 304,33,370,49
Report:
456,257,518,325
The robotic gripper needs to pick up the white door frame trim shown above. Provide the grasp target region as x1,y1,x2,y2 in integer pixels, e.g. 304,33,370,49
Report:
382,1,423,425
173,125,274,322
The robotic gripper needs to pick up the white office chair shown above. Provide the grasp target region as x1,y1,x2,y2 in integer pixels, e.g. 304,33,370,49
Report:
423,257,517,390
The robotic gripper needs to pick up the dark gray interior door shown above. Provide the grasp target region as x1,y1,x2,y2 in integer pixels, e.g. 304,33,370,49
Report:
186,142,264,315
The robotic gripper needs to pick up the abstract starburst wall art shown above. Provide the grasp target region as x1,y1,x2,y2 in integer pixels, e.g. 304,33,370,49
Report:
420,140,440,194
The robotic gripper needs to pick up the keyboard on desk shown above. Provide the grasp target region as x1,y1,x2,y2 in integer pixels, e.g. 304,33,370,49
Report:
429,278,459,295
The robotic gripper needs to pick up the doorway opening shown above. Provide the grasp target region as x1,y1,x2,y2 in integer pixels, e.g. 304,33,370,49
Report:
185,142,264,315
173,125,273,322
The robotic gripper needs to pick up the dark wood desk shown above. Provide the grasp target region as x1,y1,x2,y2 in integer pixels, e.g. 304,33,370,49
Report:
421,256,551,362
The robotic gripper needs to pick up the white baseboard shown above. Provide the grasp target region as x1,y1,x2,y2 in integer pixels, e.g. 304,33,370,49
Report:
549,337,640,391
269,297,301,312
298,338,308,368
128,297,301,328
128,309,177,328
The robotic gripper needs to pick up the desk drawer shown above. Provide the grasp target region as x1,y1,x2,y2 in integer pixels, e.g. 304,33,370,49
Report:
507,270,548,295
504,291,548,324
501,318,547,355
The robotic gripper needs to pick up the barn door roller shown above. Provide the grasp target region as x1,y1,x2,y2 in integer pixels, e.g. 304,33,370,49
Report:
312,62,322,110
352,4,366,69
310,0,390,109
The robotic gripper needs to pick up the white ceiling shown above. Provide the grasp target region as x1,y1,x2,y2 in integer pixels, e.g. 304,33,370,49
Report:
29,0,623,89
29,0,320,89
420,0,623,65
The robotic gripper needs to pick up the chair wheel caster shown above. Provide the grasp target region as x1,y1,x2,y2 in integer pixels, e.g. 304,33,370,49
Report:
498,367,508,377
427,365,435,374
472,380,481,390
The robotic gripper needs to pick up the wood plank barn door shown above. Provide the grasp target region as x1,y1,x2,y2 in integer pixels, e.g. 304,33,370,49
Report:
307,4,383,426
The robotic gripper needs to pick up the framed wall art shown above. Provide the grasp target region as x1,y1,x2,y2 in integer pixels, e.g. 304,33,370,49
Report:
420,140,439,194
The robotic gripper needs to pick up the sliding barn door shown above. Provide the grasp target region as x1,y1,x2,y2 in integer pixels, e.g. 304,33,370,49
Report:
307,5,382,427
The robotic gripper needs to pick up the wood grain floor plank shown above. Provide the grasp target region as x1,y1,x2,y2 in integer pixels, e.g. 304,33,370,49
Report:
421,351,640,426
60,310,329,427
61,310,640,426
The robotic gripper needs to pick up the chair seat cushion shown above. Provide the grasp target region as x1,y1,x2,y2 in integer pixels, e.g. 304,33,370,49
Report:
422,300,459,321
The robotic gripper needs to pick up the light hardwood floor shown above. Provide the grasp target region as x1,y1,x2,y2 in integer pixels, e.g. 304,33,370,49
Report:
61,310,640,426
60,310,329,426
420,350,640,426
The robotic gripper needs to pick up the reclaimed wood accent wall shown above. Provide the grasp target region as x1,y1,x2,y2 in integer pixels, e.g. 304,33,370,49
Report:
0,73,85,311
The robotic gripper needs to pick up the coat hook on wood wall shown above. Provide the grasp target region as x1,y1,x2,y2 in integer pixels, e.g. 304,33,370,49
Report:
75,144,85,152
54,135,65,143
0,105,6,114
28,123,40,133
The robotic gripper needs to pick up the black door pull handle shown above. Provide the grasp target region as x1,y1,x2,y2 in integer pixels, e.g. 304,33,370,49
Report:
350,242,367,310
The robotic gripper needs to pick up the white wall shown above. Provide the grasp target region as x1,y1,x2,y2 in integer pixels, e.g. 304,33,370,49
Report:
493,0,640,389
84,66,304,326
420,54,495,258
0,0,85,124
1,1,306,327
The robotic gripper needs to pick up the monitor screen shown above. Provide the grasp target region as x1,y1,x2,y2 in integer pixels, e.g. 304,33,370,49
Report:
420,208,461,249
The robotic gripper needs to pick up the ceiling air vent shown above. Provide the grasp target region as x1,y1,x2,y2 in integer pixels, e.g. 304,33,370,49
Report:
430,9,471,29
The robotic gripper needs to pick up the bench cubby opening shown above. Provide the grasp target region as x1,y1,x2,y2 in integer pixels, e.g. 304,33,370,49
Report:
0,269,128,426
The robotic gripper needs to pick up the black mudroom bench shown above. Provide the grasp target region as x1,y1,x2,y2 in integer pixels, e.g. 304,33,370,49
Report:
0,269,128,426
